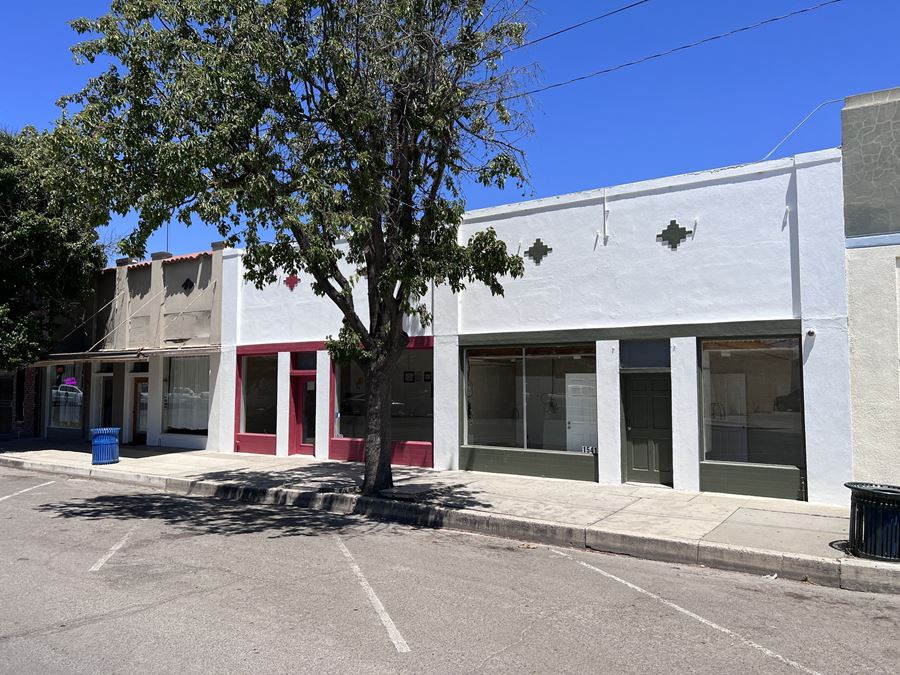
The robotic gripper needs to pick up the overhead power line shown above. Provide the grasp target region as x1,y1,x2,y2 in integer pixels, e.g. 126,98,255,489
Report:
515,0,849,99
514,0,654,51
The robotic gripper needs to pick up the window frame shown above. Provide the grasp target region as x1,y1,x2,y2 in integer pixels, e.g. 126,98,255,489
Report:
234,352,279,454
162,355,211,436
697,335,807,469
463,344,598,453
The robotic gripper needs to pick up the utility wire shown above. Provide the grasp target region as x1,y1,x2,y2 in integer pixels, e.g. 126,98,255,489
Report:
514,0,849,99
512,0,654,51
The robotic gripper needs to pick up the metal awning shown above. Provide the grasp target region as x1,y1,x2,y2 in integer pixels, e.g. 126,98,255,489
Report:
32,344,221,366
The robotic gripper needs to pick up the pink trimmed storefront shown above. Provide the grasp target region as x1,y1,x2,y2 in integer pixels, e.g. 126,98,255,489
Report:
231,331,435,468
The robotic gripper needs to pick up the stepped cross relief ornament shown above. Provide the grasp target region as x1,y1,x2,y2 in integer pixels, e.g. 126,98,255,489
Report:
284,274,300,291
524,238,553,265
656,219,693,250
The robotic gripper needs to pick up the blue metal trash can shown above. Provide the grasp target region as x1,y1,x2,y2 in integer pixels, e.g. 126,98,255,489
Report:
91,427,120,465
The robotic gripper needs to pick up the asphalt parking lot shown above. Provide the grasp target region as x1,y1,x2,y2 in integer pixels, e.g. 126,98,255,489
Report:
1,465,899,674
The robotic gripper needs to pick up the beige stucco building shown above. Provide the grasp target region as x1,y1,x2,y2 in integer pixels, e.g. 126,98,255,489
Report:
844,87,900,486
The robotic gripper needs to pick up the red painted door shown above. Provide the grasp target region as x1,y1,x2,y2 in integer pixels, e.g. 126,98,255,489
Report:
290,373,316,455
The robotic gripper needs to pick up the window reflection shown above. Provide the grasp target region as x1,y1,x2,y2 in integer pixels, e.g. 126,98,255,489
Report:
164,356,210,435
50,364,83,429
701,338,805,467
335,350,434,442
466,346,597,452
242,355,277,434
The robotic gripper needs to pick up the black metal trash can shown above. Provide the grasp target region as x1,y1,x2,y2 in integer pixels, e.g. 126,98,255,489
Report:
845,482,900,561
91,427,121,465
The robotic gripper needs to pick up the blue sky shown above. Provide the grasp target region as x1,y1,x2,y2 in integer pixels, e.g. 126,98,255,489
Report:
1,0,897,259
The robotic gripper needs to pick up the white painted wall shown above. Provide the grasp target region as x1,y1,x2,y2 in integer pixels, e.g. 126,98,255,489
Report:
847,244,900,485
205,249,243,454
275,352,291,457
459,157,819,334
794,154,853,504
234,249,432,345
433,334,460,470
670,337,700,491
595,340,622,484
315,350,331,459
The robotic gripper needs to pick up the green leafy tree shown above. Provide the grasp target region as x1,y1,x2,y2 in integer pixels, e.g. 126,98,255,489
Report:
50,0,531,494
0,130,104,370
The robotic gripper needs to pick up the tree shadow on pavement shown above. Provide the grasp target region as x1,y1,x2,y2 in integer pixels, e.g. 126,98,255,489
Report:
186,463,365,493
184,463,497,511
35,491,384,539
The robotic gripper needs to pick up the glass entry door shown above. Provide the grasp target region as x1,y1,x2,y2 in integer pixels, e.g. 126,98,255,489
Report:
290,373,316,455
132,377,149,444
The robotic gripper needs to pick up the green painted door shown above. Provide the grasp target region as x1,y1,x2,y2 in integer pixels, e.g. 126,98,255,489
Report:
623,374,673,486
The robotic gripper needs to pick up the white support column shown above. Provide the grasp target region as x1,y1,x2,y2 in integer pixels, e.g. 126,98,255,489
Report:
275,351,291,457
207,350,235,453
795,157,853,505
315,350,331,460
596,340,622,484
146,355,164,447
214,248,242,453
801,319,853,504
670,337,700,491
433,335,460,471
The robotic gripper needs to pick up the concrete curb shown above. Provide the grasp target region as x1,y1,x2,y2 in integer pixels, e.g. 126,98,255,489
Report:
3,455,898,595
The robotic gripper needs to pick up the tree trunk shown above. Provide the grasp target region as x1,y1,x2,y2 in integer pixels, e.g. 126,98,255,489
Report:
362,356,394,495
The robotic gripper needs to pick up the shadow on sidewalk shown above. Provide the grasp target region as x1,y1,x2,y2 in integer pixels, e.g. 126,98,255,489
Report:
185,464,497,511
35,491,378,539
34,462,496,538
0,437,199,458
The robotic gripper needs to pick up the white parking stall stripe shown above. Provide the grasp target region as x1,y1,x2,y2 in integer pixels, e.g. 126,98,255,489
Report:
334,535,411,653
0,480,55,503
90,527,137,572
550,549,824,675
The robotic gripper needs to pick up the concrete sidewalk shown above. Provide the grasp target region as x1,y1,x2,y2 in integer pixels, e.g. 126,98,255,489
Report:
1,441,898,594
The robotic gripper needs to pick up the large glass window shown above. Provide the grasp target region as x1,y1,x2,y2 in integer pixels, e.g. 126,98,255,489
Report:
242,355,277,434
466,346,597,452
164,356,210,435
50,364,83,429
701,338,805,467
466,348,524,448
335,350,434,442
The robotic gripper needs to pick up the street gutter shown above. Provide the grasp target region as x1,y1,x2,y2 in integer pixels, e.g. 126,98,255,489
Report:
2,454,897,595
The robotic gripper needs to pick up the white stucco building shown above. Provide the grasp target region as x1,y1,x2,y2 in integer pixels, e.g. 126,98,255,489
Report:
185,146,851,505
36,87,900,508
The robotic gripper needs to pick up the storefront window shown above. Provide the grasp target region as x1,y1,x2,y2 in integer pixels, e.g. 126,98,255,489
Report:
701,338,805,467
525,346,597,452
335,350,434,442
466,346,597,452
50,364,83,429
466,348,524,448
242,355,277,434
164,356,210,435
